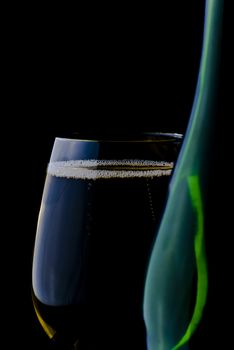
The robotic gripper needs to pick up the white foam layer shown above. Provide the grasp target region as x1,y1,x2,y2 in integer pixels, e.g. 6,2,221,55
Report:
47,160,174,179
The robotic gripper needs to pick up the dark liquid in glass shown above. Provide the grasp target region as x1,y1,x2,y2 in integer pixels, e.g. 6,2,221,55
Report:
32,170,172,349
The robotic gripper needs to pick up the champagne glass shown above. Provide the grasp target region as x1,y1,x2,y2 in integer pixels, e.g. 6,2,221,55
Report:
32,132,182,349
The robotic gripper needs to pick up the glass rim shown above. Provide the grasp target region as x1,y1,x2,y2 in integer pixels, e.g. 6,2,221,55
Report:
55,132,183,143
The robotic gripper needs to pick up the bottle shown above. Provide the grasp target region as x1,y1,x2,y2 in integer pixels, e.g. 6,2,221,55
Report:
143,1,224,349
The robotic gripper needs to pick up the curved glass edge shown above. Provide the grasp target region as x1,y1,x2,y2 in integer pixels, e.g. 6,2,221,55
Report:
54,132,183,143
49,133,183,163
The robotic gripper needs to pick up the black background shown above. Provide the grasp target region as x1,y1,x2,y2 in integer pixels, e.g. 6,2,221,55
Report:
4,0,229,348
